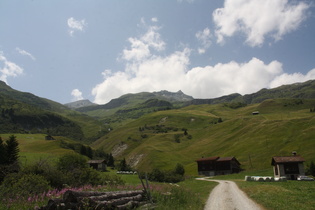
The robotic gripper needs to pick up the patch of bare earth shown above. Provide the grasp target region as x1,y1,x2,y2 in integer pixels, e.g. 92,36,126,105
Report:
111,142,128,157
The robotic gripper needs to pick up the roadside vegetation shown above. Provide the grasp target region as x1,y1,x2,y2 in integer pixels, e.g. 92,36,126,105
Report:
0,134,216,210
209,170,315,210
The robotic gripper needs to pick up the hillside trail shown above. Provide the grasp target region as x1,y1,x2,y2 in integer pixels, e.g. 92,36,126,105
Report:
196,178,264,210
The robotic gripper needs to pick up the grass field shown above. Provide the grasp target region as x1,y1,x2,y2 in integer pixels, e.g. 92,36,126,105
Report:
0,134,74,165
237,180,315,210
91,99,315,175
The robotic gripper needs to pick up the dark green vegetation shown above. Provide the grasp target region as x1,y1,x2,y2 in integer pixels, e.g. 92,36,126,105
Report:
0,135,19,182
0,81,107,142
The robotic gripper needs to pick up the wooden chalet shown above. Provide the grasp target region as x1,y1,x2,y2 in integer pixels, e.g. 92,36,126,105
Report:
196,156,241,176
87,160,107,171
271,154,305,180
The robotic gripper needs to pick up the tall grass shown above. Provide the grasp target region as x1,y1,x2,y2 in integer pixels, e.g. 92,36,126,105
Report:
237,180,315,210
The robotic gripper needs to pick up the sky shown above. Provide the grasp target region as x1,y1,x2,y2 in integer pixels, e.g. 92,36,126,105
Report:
1,0,315,104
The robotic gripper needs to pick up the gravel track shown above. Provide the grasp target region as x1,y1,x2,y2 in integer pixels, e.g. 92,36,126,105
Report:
197,178,264,210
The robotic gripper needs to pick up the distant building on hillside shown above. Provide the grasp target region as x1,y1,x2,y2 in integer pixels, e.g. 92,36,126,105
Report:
45,135,55,140
196,156,241,176
87,160,107,171
271,153,305,180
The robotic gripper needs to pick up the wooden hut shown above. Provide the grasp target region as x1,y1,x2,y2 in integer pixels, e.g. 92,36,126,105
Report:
196,156,241,176
87,160,107,171
271,154,305,180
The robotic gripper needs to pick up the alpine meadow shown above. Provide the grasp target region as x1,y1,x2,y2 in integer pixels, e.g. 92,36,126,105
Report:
1,79,315,209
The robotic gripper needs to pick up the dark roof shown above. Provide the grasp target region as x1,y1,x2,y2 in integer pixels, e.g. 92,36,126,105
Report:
196,156,219,162
217,157,241,165
217,157,234,161
271,156,305,165
87,160,106,164
196,156,241,165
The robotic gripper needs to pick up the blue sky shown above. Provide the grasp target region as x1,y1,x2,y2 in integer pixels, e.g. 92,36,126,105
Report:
1,0,315,104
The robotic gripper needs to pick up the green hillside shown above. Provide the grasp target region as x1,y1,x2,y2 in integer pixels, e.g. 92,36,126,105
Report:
0,81,105,142
1,80,315,176
0,134,76,164
92,98,315,175
187,79,315,105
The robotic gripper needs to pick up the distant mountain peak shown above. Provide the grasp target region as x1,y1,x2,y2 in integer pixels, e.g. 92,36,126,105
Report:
153,90,194,102
64,99,96,109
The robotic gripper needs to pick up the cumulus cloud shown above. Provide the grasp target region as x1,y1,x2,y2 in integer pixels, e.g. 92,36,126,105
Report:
0,52,23,84
270,69,315,88
67,17,87,36
71,89,84,101
121,23,165,62
151,17,158,23
196,27,212,54
91,19,315,105
213,0,310,46
16,47,36,60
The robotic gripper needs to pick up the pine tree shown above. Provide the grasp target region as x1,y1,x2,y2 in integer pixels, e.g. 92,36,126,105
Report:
0,137,7,165
86,146,93,159
5,135,19,164
309,161,315,176
108,153,115,167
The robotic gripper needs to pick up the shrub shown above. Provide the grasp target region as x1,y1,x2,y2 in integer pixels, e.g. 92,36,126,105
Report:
22,159,67,189
0,173,50,199
174,163,185,176
57,153,87,172
148,163,185,183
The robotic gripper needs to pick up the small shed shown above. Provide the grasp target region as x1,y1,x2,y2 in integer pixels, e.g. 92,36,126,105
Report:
87,160,107,171
196,156,241,176
271,154,305,180
45,135,55,140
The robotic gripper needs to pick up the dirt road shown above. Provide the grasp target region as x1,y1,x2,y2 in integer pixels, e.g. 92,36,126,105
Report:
197,178,263,210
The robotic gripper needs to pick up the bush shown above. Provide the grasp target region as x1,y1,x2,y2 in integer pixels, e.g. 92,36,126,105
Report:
148,163,185,183
57,153,88,171
174,163,185,176
0,173,50,199
22,159,67,189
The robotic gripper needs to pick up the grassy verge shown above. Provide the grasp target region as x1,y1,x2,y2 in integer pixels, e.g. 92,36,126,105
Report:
236,180,315,210
104,170,218,209
149,177,217,210
211,170,315,210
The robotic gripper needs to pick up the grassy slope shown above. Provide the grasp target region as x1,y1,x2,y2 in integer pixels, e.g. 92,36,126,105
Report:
0,134,75,164
92,99,315,175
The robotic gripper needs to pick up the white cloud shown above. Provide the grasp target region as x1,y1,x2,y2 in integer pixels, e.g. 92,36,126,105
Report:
213,0,310,47
0,52,23,84
16,47,36,60
67,17,87,37
91,19,315,105
196,27,212,54
151,17,158,23
122,23,165,62
270,69,315,88
71,89,84,101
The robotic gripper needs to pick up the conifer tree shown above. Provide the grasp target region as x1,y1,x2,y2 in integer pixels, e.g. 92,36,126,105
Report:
0,137,7,165
309,161,315,176
5,135,19,165
108,153,115,167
